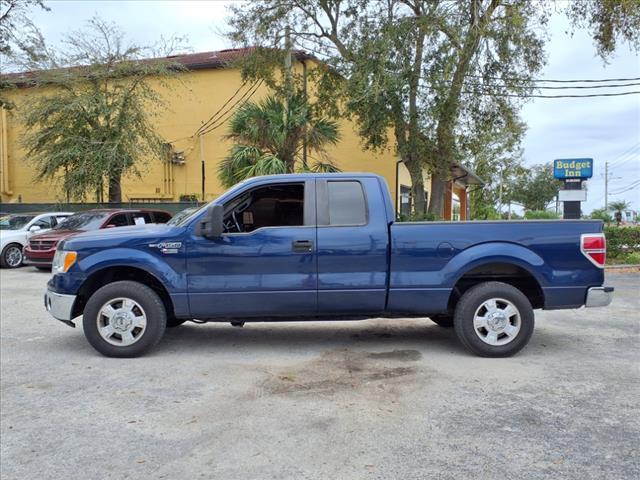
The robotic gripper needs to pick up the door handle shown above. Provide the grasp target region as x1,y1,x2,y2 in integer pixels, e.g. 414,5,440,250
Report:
292,240,313,253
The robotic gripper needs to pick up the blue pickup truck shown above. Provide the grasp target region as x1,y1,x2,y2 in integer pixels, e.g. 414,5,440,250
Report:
45,173,613,358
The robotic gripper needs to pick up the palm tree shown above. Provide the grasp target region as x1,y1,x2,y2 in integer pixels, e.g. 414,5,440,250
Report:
608,200,631,226
218,92,341,187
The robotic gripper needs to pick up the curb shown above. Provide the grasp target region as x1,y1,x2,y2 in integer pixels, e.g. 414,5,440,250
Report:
605,264,640,274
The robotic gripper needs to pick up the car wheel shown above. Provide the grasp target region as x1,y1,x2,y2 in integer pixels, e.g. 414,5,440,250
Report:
430,315,453,328
0,243,24,268
83,281,166,358
453,281,534,358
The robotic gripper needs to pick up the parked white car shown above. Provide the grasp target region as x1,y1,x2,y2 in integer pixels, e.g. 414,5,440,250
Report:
0,212,73,268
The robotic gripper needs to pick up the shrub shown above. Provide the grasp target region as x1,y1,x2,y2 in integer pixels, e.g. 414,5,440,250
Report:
524,210,559,220
589,208,612,224
398,212,442,222
623,251,640,265
604,226,640,258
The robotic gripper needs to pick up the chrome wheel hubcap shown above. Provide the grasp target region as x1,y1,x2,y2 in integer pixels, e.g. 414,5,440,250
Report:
96,297,147,347
5,246,22,267
473,298,521,346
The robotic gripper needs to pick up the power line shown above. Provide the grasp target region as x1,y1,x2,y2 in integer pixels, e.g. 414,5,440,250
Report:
194,80,252,137
462,90,640,99
609,182,640,195
199,80,263,136
462,81,640,90
610,182,640,195
529,82,640,90
609,144,640,168
199,80,264,137
465,75,640,84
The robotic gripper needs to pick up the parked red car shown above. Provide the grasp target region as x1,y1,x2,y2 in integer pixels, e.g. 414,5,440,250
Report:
24,209,172,269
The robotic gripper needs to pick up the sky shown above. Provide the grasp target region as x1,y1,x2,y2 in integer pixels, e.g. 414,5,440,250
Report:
25,0,640,213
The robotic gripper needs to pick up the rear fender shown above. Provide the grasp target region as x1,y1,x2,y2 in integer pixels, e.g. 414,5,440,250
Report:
443,242,548,288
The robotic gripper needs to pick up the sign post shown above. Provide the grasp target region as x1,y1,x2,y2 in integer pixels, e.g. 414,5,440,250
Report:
553,158,593,220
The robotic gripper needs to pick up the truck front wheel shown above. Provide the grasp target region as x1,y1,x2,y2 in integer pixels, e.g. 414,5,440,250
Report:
83,281,167,358
453,281,534,357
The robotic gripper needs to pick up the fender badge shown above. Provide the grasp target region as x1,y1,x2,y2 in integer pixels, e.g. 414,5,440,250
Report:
149,242,182,254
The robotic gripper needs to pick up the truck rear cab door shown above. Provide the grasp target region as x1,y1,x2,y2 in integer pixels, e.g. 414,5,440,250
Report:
316,177,389,314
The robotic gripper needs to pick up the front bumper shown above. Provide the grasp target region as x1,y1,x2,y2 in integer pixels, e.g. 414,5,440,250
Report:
24,247,55,266
44,289,77,326
585,286,614,308
24,257,53,267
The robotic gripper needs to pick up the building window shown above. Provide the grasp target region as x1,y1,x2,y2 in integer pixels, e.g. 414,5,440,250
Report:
452,193,461,221
400,185,411,216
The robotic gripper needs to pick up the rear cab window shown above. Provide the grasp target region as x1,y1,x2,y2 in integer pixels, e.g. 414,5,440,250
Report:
327,181,367,226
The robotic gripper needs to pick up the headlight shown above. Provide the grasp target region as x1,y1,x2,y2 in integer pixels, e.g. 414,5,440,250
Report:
52,250,77,274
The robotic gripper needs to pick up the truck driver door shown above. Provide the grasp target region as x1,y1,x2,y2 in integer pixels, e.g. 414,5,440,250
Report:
186,180,317,318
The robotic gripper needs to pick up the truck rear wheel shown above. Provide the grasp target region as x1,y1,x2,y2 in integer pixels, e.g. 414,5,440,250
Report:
453,281,534,357
83,281,167,358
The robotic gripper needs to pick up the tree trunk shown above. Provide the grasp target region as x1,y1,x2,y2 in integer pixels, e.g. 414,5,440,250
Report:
108,172,122,203
429,175,447,218
405,157,426,215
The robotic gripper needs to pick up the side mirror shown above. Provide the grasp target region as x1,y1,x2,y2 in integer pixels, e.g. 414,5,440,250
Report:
197,204,224,239
28,225,41,233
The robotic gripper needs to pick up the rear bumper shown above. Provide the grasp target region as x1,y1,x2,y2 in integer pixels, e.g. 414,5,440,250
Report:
44,288,77,326
585,286,614,308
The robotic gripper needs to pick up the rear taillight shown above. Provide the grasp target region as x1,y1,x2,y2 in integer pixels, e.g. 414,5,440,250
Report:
581,233,606,268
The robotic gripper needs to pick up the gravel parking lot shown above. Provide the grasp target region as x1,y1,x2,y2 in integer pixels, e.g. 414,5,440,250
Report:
1,268,638,480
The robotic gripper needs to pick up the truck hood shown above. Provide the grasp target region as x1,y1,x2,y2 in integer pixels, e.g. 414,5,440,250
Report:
62,224,184,250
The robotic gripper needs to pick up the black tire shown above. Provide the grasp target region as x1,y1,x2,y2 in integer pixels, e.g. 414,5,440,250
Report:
83,281,167,358
430,315,454,328
1,243,24,268
166,317,187,328
453,281,534,358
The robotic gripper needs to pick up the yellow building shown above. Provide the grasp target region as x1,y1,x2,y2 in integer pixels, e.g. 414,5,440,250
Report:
0,49,481,219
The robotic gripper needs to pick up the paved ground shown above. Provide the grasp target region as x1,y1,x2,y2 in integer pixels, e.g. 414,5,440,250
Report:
1,268,638,480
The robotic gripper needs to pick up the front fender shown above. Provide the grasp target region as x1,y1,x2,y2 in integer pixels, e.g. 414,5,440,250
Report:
443,242,549,288
78,247,186,292
50,247,186,296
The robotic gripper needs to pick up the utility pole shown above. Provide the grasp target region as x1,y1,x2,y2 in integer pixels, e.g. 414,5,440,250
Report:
199,135,205,201
498,167,503,216
284,25,293,109
604,161,608,211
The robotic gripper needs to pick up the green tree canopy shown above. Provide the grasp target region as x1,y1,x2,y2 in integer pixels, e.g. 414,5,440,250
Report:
218,91,340,187
511,163,562,212
228,0,549,216
227,0,640,217
0,0,48,109
7,17,186,202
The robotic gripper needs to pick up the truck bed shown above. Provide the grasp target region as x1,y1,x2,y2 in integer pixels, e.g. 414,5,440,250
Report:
387,220,604,313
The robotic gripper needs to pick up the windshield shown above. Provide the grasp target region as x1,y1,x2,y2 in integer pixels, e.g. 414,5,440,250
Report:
0,215,35,230
168,207,200,226
53,211,109,231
